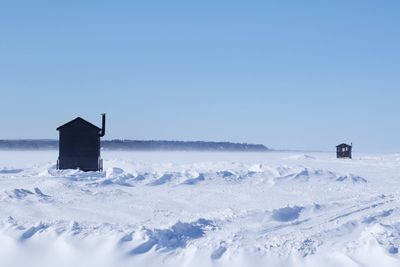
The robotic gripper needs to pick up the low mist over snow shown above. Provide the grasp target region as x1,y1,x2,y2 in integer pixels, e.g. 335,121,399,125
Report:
0,151,400,267
0,140,268,151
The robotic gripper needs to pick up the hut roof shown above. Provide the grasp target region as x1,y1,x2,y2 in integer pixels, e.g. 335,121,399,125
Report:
57,117,101,131
336,143,352,148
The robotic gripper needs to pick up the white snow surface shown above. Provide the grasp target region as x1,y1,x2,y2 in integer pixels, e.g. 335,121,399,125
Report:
1,151,400,267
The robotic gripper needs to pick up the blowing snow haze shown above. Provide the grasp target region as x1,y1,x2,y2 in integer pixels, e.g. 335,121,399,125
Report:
0,140,269,152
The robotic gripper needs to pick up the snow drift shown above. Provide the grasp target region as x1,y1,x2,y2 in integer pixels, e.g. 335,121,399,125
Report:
0,151,398,267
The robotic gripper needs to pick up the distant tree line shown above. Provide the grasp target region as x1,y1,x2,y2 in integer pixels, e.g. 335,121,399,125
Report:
0,140,268,152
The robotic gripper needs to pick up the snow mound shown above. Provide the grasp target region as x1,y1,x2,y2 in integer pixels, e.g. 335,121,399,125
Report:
46,167,141,187
336,173,367,183
362,209,394,224
20,223,48,241
0,168,23,174
100,167,136,187
7,188,34,199
148,172,182,186
34,187,51,198
210,243,227,260
106,167,126,178
217,170,238,180
129,218,215,254
276,168,367,184
181,173,206,185
248,164,264,172
5,187,51,201
271,206,304,222
49,169,106,181
216,170,257,183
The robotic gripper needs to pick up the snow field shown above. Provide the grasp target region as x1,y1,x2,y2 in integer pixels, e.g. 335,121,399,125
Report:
0,151,399,267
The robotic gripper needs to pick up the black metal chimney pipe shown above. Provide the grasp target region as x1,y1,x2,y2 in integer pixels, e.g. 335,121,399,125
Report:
100,113,106,137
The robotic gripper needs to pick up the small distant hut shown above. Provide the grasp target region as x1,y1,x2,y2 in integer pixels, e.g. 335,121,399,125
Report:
336,143,352,159
57,114,106,171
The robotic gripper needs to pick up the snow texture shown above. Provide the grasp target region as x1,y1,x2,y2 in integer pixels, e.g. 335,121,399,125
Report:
0,151,399,267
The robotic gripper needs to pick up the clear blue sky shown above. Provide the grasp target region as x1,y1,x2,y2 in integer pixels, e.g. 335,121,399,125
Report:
1,1,399,152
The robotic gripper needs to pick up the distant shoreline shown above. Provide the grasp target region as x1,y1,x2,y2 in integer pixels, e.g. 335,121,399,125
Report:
0,140,269,152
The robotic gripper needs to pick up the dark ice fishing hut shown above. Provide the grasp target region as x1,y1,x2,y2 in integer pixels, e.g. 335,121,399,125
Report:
57,114,106,171
336,143,352,159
